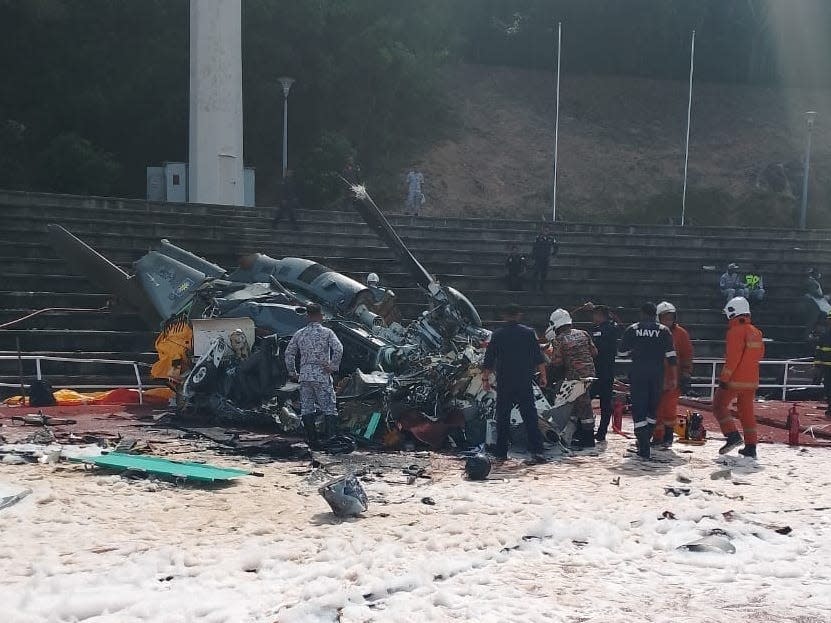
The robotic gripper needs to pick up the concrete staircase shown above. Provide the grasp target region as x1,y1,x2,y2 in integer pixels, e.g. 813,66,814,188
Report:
1,190,829,394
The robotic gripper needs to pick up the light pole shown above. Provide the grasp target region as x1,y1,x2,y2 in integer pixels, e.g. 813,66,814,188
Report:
799,111,817,230
278,76,295,180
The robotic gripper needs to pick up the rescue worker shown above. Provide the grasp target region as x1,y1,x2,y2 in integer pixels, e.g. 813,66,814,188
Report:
813,310,831,417
714,297,765,458
589,304,618,442
285,303,344,449
505,245,527,291
618,302,678,460
652,301,694,448
720,263,748,302
545,309,598,448
530,224,559,292
482,304,547,463
366,272,386,304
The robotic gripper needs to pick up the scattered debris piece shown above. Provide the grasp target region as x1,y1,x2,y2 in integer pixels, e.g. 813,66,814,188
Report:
0,488,32,511
70,453,252,483
676,470,692,483
12,413,76,426
710,469,732,480
610,476,620,486
678,534,736,554
319,474,368,517
421,497,436,505
664,487,691,497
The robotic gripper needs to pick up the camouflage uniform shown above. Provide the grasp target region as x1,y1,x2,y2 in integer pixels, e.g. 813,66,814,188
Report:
285,322,344,417
546,329,598,435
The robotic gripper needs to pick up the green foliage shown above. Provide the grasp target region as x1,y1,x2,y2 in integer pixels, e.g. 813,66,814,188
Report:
34,132,121,196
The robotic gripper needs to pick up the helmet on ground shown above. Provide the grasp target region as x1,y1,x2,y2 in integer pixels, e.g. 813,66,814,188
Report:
656,301,676,317
548,308,572,330
724,296,750,319
465,454,492,480
366,272,380,286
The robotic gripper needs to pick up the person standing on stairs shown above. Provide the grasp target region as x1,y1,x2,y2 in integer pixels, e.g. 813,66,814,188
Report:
530,224,559,291
652,301,694,449
505,245,527,291
713,297,765,459
618,302,678,460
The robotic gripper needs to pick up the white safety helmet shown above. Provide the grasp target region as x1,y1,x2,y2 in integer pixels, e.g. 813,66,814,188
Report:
548,308,572,331
724,296,750,320
366,272,380,286
656,301,676,317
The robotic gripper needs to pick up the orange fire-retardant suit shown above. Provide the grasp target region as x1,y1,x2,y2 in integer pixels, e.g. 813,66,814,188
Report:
713,316,765,444
653,323,693,441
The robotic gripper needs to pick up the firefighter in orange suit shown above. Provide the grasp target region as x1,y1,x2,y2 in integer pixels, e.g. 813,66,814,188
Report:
652,301,694,448
714,297,765,459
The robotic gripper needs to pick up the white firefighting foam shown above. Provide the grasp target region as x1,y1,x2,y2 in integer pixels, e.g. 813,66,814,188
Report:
1,437,830,623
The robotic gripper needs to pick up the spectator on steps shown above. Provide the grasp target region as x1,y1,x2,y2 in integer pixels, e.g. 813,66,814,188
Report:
405,168,425,215
719,263,748,302
505,244,527,291
273,169,302,230
744,265,766,304
530,223,559,292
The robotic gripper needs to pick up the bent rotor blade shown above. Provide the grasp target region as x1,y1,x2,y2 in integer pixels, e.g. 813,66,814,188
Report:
46,224,162,327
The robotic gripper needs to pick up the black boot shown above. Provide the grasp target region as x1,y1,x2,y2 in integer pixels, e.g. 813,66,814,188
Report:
738,444,757,459
635,428,651,460
719,431,743,455
302,412,321,449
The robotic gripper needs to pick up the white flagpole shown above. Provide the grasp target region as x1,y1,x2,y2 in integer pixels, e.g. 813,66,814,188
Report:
681,30,696,226
552,21,562,222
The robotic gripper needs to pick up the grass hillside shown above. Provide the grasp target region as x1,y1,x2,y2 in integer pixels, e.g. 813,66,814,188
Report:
409,64,831,227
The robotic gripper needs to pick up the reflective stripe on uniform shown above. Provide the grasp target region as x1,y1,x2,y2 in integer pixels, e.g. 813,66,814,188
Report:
634,421,649,429
727,381,759,390
666,350,677,358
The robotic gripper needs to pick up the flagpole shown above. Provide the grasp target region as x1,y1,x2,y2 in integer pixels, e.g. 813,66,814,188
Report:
681,30,696,226
552,21,562,222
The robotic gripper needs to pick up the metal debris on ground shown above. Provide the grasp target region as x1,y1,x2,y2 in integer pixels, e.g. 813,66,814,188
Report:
70,452,253,483
0,488,32,511
319,474,368,517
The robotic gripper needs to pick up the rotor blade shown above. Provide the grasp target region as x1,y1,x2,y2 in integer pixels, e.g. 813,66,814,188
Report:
46,224,162,327
350,186,435,290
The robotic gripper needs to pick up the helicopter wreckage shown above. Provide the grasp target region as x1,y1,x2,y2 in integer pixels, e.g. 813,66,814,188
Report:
47,187,592,452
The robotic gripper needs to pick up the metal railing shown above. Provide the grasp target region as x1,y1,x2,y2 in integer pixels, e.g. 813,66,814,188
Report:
0,355,151,405
616,356,821,401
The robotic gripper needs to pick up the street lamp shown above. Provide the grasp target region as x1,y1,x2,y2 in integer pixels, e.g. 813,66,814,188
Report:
278,76,295,180
799,111,817,230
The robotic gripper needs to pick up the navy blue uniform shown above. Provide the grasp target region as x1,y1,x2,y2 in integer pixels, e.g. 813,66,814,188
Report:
591,319,618,440
619,321,677,433
483,322,545,456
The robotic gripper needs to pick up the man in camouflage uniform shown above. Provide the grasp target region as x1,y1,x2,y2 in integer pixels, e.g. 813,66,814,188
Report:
546,308,598,448
285,303,344,447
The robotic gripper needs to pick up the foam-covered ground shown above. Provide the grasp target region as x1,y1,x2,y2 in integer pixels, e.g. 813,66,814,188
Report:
1,437,830,623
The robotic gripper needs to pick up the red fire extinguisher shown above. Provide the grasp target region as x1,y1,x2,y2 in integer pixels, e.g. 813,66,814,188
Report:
787,404,800,446
612,398,624,434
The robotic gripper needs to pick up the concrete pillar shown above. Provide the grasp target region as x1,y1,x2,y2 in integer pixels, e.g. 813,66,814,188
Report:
188,0,244,206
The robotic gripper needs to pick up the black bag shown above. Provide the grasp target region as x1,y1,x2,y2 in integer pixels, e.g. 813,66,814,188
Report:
29,379,57,407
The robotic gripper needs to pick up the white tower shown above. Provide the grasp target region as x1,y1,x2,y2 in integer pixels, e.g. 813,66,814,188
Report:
188,0,244,206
